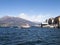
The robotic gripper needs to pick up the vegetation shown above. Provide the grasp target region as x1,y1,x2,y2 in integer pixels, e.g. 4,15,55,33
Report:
54,16,60,24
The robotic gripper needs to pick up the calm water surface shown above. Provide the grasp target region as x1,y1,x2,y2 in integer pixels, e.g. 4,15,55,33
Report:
0,27,60,45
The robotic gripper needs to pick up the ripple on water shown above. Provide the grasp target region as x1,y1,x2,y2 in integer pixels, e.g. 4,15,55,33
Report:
0,28,60,45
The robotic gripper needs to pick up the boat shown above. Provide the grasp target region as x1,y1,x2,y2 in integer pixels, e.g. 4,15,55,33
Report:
21,24,31,28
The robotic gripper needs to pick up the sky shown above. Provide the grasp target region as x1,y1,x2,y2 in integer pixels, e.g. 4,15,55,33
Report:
0,0,60,22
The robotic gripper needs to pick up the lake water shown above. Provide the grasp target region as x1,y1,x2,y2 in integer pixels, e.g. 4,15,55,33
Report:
0,27,60,45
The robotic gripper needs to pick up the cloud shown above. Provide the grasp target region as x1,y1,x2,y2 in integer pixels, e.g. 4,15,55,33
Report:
18,13,52,22
18,13,32,20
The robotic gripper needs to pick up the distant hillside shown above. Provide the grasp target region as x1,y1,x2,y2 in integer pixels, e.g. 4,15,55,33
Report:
0,16,37,27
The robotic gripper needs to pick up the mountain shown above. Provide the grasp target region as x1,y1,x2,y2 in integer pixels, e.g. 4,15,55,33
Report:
0,16,37,27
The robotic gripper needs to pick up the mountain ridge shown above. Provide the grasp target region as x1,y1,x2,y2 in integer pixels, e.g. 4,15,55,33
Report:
0,16,37,27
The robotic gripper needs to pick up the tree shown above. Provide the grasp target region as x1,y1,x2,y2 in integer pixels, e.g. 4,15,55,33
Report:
54,16,60,24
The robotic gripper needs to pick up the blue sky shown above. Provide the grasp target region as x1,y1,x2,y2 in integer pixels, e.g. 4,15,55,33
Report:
0,0,60,22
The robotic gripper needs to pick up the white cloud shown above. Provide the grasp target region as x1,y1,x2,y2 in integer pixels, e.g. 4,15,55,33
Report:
18,13,52,22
